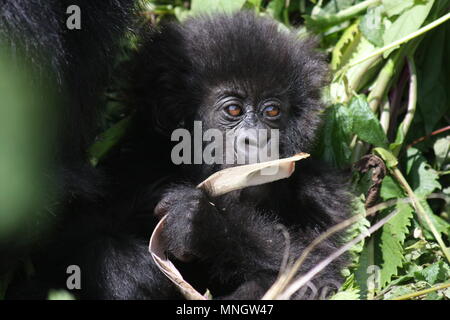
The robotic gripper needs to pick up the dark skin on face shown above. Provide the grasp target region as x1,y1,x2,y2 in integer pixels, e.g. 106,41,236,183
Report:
200,86,287,131
195,85,292,171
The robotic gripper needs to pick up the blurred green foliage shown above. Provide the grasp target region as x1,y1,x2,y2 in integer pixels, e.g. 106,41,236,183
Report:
0,53,55,241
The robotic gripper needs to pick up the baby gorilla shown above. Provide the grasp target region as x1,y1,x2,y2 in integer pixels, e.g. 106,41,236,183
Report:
130,11,351,299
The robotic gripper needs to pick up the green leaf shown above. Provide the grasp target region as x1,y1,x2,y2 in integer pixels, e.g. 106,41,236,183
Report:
384,284,415,299
382,0,415,17
389,122,405,155
174,6,191,21
414,261,450,285
380,175,403,200
416,23,450,133
243,0,262,11
266,0,286,22
406,148,441,197
88,116,133,167
330,289,361,300
348,96,389,148
47,289,75,300
373,147,398,168
383,0,434,57
379,203,414,287
315,104,353,168
331,21,360,70
305,0,375,32
322,0,357,14
190,0,246,14
354,240,374,299
419,199,450,236
360,5,385,47
433,136,450,169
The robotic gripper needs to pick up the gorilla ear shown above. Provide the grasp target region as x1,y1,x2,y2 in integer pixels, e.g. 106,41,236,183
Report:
153,108,187,137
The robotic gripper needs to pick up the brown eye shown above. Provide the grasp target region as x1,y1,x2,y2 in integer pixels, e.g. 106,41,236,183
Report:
225,105,242,117
263,105,280,117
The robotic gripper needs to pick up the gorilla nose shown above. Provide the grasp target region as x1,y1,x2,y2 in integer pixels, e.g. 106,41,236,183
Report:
235,131,269,164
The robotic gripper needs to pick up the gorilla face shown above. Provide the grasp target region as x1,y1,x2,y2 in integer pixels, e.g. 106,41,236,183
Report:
131,11,329,172
195,83,290,167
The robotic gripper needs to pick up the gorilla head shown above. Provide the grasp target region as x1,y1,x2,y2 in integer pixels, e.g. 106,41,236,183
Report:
130,11,329,175
126,11,349,300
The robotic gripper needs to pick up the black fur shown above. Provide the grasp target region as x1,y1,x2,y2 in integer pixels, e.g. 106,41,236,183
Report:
126,11,352,299
0,0,136,162
0,1,180,300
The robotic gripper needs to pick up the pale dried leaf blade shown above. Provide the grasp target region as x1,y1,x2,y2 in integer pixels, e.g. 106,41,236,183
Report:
197,152,310,196
149,153,310,299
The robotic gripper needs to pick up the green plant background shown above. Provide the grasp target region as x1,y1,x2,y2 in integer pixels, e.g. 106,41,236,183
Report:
1,0,449,300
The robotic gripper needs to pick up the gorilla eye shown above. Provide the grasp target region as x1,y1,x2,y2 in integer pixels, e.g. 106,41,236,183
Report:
263,105,280,118
225,105,243,117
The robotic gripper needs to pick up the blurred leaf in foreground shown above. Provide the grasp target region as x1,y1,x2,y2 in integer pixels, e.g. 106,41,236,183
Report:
0,53,54,240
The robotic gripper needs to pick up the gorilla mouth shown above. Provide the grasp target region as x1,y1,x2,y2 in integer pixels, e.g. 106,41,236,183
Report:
197,152,310,197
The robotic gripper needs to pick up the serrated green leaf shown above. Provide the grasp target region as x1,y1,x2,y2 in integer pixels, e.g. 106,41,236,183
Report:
331,21,360,70
349,96,389,148
353,240,374,299
415,261,450,285
379,203,413,287
315,104,353,168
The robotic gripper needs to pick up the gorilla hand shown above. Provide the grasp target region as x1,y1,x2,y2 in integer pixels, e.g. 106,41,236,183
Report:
155,184,228,262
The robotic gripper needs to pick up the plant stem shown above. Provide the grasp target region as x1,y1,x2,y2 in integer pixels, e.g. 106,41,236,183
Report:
348,11,450,68
392,56,417,157
391,168,450,264
380,98,390,133
331,0,381,23
392,282,450,300
274,209,399,300
407,125,450,149
368,46,406,113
